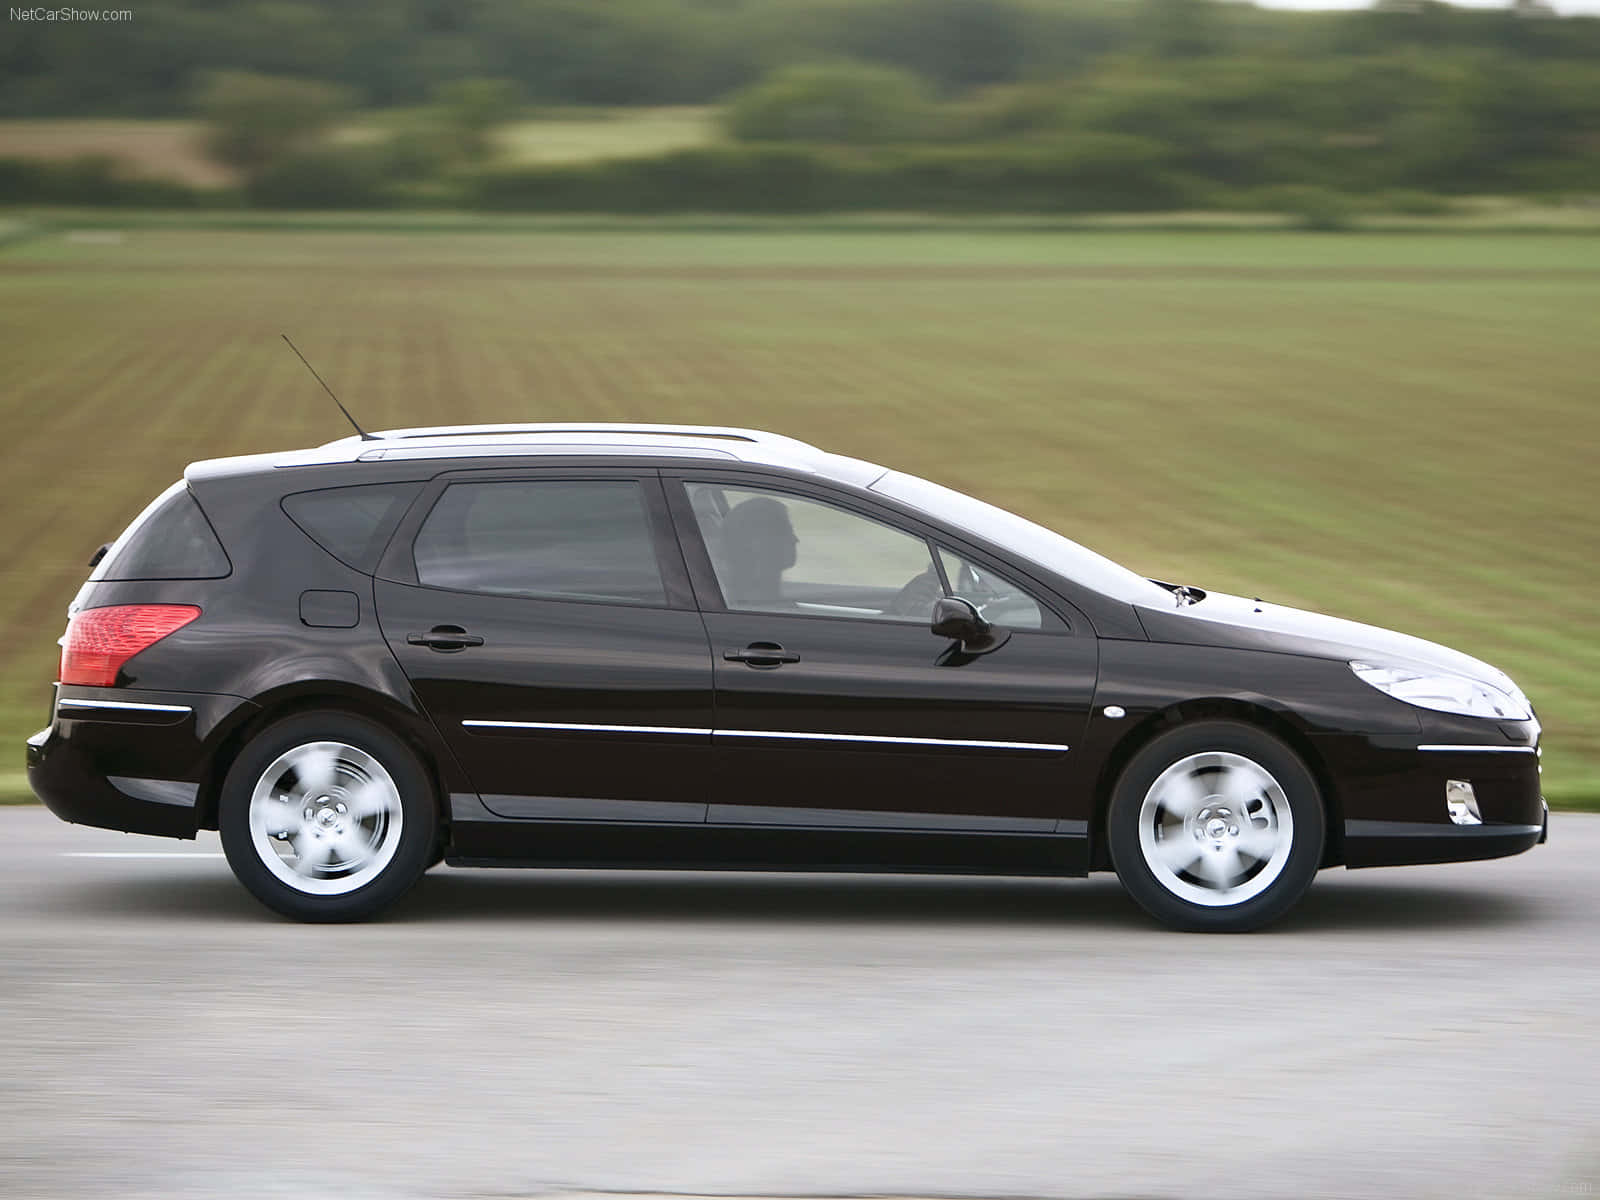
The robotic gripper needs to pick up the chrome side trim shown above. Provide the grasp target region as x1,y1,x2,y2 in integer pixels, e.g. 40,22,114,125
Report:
706,803,1057,832
57,698,193,715
463,720,712,736
1417,744,1537,754
460,719,1067,753
717,729,1068,753
484,794,708,823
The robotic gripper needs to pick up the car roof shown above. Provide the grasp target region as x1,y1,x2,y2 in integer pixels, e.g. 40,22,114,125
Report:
186,424,890,490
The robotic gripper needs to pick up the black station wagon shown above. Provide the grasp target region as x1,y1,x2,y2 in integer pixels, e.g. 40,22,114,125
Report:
27,424,1546,930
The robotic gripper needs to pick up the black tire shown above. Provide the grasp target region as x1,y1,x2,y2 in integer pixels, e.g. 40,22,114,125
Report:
1107,721,1324,933
218,711,439,922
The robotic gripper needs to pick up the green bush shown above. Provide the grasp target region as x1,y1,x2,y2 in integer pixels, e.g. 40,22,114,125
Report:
195,71,351,175
1372,189,1457,216
0,156,214,207
953,84,1074,141
466,138,1200,214
469,145,854,212
1256,183,1360,231
726,63,936,145
245,147,391,209
431,78,524,163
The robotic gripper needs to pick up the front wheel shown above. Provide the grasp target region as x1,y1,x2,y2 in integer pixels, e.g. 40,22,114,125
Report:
219,712,438,922
1107,721,1324,932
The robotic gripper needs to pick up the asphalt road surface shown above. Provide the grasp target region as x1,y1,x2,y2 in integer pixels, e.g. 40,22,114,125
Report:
3,807,1597,1200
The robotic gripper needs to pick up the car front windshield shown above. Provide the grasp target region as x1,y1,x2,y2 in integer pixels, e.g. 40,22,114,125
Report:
870,470,1174,607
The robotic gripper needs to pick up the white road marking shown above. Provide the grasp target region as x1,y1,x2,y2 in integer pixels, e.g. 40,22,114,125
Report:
63,851,225,859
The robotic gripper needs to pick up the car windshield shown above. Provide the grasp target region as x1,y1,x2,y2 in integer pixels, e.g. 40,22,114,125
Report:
870,470,1174,607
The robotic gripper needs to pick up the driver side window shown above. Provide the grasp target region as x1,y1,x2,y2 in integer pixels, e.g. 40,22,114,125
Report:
937,547,1045,630
686,483,941,622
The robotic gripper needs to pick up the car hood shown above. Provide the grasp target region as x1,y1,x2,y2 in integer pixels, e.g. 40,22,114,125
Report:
1135,589,1511,687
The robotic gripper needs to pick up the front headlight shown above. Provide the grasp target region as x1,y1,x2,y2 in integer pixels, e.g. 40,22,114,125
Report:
1350,661,1532,721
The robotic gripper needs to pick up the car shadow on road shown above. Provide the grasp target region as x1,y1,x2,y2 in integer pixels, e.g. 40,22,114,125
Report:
403,871,1151,928
53,867,1548,932
401,868,1546,933
1281,876,1547,933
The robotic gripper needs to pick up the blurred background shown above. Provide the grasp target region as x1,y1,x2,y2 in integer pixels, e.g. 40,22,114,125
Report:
0,0,1596,806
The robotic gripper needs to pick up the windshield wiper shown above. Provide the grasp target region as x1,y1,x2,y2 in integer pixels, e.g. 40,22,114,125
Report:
1150,579,1204,607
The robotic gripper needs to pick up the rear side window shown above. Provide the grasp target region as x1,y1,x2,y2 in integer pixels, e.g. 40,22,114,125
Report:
92,482,230,581
282,482,423,574
413,479,666,605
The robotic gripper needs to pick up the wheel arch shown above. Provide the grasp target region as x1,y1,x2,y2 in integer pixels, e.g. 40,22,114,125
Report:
196,682,453,837
1087,697,1343,871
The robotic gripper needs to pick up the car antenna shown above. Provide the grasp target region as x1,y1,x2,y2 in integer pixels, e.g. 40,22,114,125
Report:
281,333,378,441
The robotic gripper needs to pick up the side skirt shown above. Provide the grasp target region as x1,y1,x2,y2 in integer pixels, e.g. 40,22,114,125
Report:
447,816,1089,877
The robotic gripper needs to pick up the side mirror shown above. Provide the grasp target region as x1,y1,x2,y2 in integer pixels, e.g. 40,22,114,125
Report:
930,596,1008,655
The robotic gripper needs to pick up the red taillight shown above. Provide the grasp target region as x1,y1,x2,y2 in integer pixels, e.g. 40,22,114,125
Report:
58,604,201,687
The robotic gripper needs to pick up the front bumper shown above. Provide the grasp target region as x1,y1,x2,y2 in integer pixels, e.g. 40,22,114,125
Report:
26,686,257,839
1313,723,1546,869
1343,806,1545,869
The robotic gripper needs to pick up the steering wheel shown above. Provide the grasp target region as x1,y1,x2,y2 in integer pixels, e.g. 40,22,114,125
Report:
956,561,986,598
886,568,944,618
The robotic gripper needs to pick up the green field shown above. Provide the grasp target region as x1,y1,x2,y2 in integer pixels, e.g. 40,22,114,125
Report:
1,221,1595,808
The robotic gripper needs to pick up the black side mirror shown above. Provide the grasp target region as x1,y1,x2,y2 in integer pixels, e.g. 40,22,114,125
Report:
931,596,1009,655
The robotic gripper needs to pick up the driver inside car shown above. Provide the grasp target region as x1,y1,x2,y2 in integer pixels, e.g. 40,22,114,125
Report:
720,496,799,609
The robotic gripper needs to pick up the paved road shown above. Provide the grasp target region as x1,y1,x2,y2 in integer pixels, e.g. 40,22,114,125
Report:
2,807,1596,1200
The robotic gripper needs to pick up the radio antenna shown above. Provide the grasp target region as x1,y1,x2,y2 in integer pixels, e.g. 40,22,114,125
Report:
281,333,378,441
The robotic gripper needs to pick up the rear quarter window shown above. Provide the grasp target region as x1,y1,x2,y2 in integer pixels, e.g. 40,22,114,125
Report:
282,482,423,574
92,482,231,581
412,479,666,605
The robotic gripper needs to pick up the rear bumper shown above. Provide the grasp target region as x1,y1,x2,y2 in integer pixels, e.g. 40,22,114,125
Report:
26,687,257,839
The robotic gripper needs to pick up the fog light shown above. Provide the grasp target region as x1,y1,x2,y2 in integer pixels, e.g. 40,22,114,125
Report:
1446,779,1482,826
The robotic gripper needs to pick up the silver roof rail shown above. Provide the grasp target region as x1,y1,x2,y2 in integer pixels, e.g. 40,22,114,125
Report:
318,423,823,454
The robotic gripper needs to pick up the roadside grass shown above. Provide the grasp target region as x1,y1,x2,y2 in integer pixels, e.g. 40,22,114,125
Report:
7,202,1600,239
0,225,1595,810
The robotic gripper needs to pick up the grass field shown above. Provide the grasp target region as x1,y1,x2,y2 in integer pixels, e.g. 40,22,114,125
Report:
0,221,1595,809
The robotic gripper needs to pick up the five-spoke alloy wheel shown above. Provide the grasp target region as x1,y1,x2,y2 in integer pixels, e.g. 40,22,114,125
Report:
1108,721,1324,932
220,712,437,922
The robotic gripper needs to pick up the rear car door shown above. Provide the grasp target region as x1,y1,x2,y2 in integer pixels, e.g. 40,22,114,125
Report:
666,474,1098,833
374,469,714,823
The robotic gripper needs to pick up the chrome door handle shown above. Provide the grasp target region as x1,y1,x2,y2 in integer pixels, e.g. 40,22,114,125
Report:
407,626,484,651
723,643,800,667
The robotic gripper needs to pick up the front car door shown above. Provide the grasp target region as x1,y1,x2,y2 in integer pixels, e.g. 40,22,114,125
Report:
374,469,714,823
665,473,1098,840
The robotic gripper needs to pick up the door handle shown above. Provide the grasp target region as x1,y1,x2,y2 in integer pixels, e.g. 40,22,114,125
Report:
407,626,484,652
724,643,800,667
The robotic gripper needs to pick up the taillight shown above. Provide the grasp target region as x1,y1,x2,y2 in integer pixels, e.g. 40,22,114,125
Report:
59,604,201,687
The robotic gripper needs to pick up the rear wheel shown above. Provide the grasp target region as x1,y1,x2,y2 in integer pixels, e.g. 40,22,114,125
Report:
219,712,438,922
1107,721,1324,932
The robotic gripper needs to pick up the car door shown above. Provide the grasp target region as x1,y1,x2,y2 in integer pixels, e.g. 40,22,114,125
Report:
666,473,1098,833
374,469,715,823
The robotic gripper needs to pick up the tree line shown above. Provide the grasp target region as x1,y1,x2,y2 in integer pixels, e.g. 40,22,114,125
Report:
4,0,1595,115
1,0,1595,215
